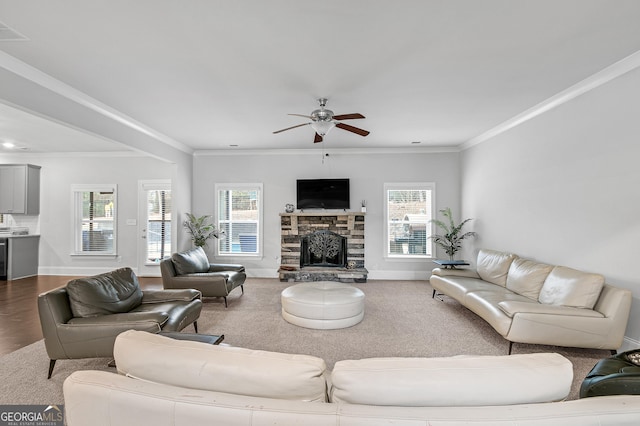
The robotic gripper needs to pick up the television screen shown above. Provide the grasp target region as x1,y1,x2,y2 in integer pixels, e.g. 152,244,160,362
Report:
296,178,350,210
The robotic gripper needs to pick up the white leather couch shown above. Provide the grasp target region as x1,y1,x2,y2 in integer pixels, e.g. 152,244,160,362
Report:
63,330,640,425
430,249,632,353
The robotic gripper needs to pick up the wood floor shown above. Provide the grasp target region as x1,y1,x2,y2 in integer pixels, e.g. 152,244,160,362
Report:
0,275,160,356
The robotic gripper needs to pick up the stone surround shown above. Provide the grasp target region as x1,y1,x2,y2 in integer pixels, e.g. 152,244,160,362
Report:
279,212,367,282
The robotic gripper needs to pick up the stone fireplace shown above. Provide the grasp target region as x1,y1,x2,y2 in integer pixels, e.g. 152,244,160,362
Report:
279,212,367,282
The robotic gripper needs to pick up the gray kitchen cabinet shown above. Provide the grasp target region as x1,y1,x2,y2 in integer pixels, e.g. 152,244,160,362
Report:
1,235,40,280
0,164,41,214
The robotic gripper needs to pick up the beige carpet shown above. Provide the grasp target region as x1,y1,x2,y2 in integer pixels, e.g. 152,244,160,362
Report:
0,278,609,405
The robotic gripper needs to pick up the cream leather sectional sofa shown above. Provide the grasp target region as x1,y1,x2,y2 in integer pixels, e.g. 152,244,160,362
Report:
62,330,640,425
430,249,632,353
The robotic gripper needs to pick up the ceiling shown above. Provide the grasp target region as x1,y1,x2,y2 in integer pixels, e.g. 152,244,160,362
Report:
1,0,640,155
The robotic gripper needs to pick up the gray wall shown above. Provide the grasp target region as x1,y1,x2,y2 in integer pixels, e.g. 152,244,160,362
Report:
0,153,178,276
460,67,640,348
192,149,460,279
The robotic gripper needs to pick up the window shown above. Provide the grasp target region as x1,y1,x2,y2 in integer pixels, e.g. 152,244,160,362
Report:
142,182,172,263
216,183,262,256
384,183,434,258
72,184,117,256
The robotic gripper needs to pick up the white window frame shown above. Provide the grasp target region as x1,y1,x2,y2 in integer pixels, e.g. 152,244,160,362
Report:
383,182,435,260
71,184,118,257
139,180,172,266
214,183,263,258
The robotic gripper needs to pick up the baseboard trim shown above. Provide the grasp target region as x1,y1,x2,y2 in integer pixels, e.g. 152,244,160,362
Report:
38,266,140,276
367,270,430,280
619,336,640,353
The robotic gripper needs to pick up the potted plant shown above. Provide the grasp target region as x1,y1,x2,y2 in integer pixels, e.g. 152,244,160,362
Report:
429,207,477,260
183,213,221,247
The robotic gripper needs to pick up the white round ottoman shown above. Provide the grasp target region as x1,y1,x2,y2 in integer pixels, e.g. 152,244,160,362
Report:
281,281,365,330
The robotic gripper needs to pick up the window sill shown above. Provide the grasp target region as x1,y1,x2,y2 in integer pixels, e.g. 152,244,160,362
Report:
217,253,263,260
70,253,118,258
385,254,433,262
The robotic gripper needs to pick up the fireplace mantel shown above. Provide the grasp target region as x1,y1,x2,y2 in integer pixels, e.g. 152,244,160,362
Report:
280,211,365,216
279,211,366,282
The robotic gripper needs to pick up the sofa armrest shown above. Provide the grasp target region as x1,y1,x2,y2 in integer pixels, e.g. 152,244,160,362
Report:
51,314,165,358
67,311,169,327
141,289,202,304
62,313,167,344
430,267,480,278
209,264,245,273
498,301,605,319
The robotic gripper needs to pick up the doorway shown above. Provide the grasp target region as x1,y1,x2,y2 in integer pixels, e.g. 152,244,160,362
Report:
138,180,172,276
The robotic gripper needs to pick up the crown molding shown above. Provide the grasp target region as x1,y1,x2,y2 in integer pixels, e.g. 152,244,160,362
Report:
194,146,460,157
0,150,148,159
461,49,640,151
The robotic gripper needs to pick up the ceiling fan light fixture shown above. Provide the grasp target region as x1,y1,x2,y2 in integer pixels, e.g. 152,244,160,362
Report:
310,120,335,136
273,98,368,142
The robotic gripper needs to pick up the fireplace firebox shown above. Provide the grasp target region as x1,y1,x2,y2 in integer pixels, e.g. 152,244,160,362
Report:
300,230,347,268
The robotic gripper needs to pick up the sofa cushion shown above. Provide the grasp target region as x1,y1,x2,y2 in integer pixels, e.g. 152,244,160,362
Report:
171,246,209,274
114,330,328,402
538,266,604,309
329,353,572,406
476,249,518,287
66,267,143,317
506,258,554,300
463,289,532,336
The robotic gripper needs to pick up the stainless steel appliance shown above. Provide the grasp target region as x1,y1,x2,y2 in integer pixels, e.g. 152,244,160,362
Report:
0,238,7,278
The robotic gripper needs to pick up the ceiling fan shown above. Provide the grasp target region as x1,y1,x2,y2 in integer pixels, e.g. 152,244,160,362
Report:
273,98,369,143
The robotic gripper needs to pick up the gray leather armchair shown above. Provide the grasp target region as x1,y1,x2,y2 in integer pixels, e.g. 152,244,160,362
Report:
38,267,202,378
161,246,246,307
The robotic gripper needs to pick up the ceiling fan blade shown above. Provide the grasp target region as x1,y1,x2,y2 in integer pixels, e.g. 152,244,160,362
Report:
333,113,365,120
335,122,370,137
273,122,309,134
314,133,323,143
288,113,312,119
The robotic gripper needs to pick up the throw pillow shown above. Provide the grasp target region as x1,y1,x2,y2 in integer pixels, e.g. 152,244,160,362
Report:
506,258,554,300
171,246,210,275
66,267,143,317
476,249,518,287
538,266,604,309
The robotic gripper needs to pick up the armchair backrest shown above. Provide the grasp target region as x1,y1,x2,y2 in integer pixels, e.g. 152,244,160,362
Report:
169,246,210,275
66,267,143,317
160,257,178,280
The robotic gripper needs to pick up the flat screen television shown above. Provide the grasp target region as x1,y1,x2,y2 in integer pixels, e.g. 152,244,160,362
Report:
296,178,350,210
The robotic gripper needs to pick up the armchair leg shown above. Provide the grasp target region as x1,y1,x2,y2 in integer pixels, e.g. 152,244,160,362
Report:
241,284,244,294
193,321,198,333
508,341,514,355
223,297,228,308
47,359,57,379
